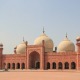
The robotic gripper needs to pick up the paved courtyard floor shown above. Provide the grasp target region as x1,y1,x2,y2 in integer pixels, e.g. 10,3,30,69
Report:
0,69,80,80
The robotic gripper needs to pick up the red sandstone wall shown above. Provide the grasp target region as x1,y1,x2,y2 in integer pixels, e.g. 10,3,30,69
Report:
45,52,77,69
2,54,26,69
78,54,80,70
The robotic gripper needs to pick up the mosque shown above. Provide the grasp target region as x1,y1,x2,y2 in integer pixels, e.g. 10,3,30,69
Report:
0,29,80,70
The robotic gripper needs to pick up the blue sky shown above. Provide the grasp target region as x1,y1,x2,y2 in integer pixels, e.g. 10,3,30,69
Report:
0,0,80,54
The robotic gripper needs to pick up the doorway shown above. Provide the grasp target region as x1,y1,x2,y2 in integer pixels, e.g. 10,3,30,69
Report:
35,62,40,69
29,51,40,69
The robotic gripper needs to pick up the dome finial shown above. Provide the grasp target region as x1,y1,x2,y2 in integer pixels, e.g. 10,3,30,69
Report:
43,27,45,33
23,37,24,42
66,33,68,38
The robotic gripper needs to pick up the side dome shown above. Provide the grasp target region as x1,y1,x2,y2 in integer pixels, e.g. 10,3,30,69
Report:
16,41,27,54
34,33,54,52
76,36,80,41
58,35,75,52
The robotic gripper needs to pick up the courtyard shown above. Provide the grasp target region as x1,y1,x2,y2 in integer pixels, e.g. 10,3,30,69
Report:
0,70,80,80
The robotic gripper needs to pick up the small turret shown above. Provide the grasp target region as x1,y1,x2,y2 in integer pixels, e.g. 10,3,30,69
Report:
76,36,80,53
14,46,17,54
0,43,3,54
0,43,3,69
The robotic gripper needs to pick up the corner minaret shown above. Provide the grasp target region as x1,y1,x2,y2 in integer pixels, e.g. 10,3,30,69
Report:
0,43,3,69
76,36,80,53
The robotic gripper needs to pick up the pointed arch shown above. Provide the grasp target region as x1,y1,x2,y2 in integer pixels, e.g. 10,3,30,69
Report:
16,63,20,69
52,62,56,69
71,62,76,69
12,63,15,69
7,63,11,69
64,62,69,69
21,63,25,69
58,62,63,69
47,62,50,69
29,51,40,69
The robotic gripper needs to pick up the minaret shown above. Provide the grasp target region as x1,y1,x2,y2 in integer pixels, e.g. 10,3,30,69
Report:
0,43,3,69
76,36,80,53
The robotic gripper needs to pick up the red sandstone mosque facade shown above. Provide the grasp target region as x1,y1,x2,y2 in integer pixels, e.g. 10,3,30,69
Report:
0,31,80,70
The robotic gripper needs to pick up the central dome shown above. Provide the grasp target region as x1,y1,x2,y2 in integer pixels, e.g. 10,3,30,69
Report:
34,32,54,52
58,35,75,52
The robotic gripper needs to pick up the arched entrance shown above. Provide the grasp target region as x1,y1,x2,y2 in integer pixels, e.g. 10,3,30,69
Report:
12,63,15,69
21,63,25,69
36,62,40,69
29,51,40,69
58,62,63,69
16,63,20,69
7,63,10,69
71,62,76,69
64,62,69,69
47,62,50,69
52,62,56,69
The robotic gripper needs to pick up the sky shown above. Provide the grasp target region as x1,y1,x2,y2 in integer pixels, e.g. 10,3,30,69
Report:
0,0,80,54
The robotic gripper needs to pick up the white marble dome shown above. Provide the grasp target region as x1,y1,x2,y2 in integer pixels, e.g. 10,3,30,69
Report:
16,41,27,54
34,33,54,52
58,36,75,52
